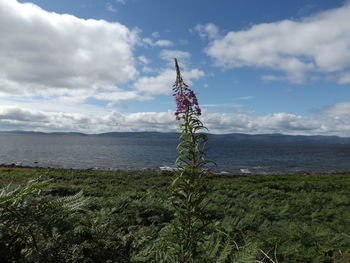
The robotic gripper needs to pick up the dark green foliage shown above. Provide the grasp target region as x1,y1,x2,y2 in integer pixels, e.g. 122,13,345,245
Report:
0,177,133,263
0,168,349,262
166,117,212,261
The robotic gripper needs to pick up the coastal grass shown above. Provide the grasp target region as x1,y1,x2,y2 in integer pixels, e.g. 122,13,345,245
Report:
0,167,349,262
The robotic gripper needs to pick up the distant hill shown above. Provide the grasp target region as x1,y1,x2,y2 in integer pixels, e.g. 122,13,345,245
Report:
1,131,350,144
208,133,350,144
0,130,87,136
97,131,179,139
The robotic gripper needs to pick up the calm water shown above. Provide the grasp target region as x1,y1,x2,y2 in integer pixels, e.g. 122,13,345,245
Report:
0,134,350,174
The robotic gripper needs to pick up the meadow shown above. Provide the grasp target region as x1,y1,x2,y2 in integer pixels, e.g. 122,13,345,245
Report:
0,166,349,262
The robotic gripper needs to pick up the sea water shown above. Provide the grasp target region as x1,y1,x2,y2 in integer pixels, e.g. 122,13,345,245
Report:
0,134,350,174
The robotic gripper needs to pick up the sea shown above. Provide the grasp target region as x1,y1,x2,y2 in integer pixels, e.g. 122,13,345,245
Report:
0,133,350,174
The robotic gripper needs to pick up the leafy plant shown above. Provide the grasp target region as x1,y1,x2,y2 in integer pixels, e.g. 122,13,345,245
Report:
0,178,132,263
165,58,212,262
144,59,260,263
1,167,349,262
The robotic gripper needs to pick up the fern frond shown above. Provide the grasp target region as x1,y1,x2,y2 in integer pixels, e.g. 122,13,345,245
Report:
217,239,234,263
47,190,86,211
0,178,50,206
232,242,258,263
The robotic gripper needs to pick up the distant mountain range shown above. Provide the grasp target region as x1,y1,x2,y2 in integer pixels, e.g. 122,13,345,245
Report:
0,130,88,136
1,130,350,144
208,133,350,144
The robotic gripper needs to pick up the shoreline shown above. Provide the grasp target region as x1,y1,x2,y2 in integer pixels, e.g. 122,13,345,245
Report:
1,163,350,176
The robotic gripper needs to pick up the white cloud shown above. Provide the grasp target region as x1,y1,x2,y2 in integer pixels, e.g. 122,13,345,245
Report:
336,73,350,84
316,102,350,118
0,106,178,133
328,72,350,84
238,96,254,100
146,49,202,94
160,49,191,63
0,107,49,122
0,0,137,102
116,0,126,4
202,111,350,136
194,23,219,39
94,90,152,106
142,38,173,47
2,103,350,136
154,40,173,47
141,66,154,73
133,68,205,95
106,3,117,12
205,2,350,83
202,103,242,108
138,56,151,65
261,75,287,82
151,31,160,38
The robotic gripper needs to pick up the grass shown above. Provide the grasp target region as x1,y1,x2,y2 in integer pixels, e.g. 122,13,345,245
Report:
0,167,349,262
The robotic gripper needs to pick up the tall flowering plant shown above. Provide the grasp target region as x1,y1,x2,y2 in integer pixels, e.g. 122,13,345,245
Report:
167,58,212,262
140,59,258,263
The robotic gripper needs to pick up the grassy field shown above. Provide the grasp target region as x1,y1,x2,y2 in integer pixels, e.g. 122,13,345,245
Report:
0,167,349,262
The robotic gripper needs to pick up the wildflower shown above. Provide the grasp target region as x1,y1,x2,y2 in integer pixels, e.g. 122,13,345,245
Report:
167,58,209,262
172,59,201,119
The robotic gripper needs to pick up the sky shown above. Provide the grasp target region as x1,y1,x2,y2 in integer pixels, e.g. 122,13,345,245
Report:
1,0,350,136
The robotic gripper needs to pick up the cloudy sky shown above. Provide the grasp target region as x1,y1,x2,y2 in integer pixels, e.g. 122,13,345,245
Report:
1,0,350,136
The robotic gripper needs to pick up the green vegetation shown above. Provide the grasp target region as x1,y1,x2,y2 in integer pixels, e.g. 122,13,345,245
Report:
0,167,349,262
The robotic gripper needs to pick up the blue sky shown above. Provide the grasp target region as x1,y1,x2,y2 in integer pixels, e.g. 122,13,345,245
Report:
0,0,350,135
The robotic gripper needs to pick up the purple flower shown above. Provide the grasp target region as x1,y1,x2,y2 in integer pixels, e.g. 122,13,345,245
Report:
174,88,201,118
